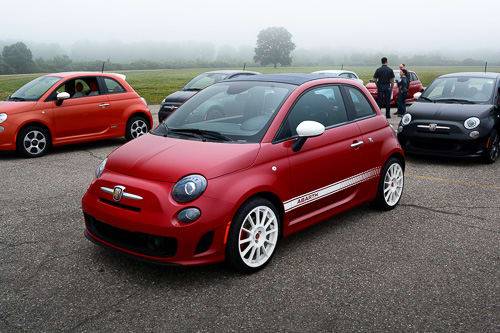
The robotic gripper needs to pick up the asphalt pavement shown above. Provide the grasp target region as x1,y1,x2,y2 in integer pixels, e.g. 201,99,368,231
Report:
0,106,498,332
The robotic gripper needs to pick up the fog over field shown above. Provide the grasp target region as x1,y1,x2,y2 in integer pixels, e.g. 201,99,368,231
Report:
0,0,498,64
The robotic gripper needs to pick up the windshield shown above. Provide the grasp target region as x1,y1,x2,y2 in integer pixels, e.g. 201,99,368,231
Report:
153,81,295,143
183,73,229,91
9,76,61,101
422,76,495,103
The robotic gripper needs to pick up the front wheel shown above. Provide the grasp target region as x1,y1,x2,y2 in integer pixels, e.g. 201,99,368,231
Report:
226,198,280,273
126,116,150,141
373,157,404,210
483,130,499,164
16,125,51,158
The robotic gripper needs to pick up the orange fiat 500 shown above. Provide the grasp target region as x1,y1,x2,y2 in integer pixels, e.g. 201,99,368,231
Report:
0,72,153,157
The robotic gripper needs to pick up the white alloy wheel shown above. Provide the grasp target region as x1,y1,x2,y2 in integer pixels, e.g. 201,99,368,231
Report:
383,163,404,206
238,206,279,268
23,130,47,155
130,119,148,138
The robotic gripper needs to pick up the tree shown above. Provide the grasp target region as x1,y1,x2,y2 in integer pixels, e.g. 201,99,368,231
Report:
2,42,35,73
254,27,295,68
0,55,14,74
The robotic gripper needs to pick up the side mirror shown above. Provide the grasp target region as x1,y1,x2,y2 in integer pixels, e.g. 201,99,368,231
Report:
413,92,422,100
56,92,70,106
293,120,325,152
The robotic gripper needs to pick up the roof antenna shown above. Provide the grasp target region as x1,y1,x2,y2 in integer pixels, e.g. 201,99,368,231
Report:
243,63,246,71
341,64,344,70
484,61,488,73
101,58,110,73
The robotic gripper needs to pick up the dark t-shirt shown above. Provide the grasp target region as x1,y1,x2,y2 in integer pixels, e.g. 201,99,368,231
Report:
373,65,395,87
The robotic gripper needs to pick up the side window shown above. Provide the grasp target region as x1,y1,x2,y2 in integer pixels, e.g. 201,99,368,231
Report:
277,85,348,140
51,77,100,99
339,73,349,78
345,86,376,119
411,73,418,82
102,78,125,94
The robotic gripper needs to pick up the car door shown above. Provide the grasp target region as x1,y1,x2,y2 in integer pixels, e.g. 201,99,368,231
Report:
277,85,365,221
47,77,111,139
99,76,134,133
343,85,388,200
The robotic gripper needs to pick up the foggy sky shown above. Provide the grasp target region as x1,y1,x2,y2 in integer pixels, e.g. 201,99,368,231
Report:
1,0,498,52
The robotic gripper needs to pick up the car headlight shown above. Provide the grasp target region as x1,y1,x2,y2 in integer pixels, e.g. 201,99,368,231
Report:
464,117,480,130
401,113,412,126
140,97,147,105
0,113,7,123
95,158,107,178
172,174,207,203
161,98,166,104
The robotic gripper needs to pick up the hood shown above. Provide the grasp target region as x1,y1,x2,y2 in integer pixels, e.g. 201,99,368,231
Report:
106,134,260,182
408,102,494,121
0,101,37,115
163,90,198,104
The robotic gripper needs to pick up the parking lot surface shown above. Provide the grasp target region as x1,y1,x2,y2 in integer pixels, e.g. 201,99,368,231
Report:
0,106,498,332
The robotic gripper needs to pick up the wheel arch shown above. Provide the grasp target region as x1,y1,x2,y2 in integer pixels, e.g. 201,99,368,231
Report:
126,111,153,129
15,121,52,145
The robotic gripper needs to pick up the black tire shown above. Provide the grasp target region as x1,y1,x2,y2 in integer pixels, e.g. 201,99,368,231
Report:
125,115,150,141
226,197,281,273
373,157,404,211
16,125,51,158
483,130,499,164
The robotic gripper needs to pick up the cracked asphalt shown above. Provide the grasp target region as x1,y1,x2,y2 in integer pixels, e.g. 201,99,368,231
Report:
0,107,498,332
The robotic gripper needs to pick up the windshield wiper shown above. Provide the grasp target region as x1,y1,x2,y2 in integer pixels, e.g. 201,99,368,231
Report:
434,98,475,104
169,128,233,142
183,88,202,92
419,96,434,103
8,96,26,101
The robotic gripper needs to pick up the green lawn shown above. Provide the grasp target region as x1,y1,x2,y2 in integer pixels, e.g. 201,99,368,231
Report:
1,66,498,104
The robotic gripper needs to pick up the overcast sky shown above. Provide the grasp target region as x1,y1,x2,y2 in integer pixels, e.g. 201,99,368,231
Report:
1,0,498,52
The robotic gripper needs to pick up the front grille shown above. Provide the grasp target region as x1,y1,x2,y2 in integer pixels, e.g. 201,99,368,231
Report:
85,215,177,257
99,198,141,212
407,137,481,155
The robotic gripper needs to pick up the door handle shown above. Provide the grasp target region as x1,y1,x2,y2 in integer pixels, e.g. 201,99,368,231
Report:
99,103,110,108
350,140,364,148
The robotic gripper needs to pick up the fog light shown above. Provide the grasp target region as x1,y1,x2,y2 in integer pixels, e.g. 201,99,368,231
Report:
0,126,4,133
177,207,201,223
469,131,479,139
398,126,403,133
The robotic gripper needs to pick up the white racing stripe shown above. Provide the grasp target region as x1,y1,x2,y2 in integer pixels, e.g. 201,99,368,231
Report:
283,167,381,212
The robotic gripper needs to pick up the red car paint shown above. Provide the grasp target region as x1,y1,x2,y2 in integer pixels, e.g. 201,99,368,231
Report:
0,72,152,153
82,76,404,266
366,70,424,106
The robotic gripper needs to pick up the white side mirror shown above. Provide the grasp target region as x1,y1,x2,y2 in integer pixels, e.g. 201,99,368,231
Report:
57,92,70,100
413,92,422,99
296,120,325,138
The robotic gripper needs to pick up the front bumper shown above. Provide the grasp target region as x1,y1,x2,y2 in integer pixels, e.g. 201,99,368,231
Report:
0,124,17,151
397,120,489,157
82,170,234,266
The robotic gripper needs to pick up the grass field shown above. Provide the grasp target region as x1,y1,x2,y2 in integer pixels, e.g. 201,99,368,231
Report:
1,66,498,104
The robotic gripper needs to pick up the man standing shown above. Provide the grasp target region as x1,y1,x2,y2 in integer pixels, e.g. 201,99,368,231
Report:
373,57,395,118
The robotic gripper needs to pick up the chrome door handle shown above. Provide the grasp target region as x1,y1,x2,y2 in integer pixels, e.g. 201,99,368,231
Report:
350,140,364,148
99,103,110,108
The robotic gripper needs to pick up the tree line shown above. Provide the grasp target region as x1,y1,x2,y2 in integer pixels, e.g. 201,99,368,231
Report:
0,28,497,75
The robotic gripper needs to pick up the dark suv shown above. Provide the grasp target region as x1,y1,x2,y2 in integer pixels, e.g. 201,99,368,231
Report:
158,70,260,122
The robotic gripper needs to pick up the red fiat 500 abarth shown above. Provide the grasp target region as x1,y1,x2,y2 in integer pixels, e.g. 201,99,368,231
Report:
0,72,152,157
82,74,405,272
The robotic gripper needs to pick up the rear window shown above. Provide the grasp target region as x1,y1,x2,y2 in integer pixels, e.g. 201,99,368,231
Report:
103,78,125,94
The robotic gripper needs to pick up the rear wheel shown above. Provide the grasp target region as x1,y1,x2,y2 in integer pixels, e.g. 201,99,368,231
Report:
226,198,280,273
373,157,404,210
16,125,50,158
126,116,150,141
483,130,499,164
